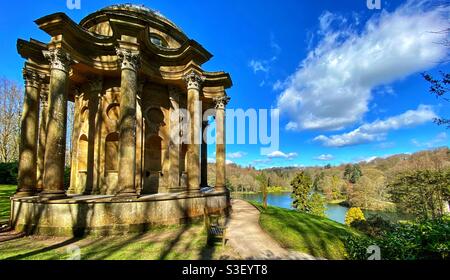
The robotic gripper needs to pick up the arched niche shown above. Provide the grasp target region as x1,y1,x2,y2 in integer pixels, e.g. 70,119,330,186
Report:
105,132,119,173
78,134,89,172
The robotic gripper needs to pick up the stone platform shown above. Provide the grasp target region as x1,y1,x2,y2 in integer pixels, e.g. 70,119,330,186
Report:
10,188,230,236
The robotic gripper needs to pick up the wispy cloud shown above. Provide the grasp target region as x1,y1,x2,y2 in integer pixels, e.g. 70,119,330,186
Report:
314,105,437,147
314,154,334,161
227,151,247,159
267,150,298,159
411,132,447,148
248,59,269,73
277,1,449,131
248,33,282,87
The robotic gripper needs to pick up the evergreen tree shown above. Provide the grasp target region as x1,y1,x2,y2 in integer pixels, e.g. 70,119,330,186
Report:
307,193,327,217
291,171,313,211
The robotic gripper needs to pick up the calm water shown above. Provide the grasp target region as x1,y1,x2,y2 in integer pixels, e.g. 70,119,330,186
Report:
235,192,410,224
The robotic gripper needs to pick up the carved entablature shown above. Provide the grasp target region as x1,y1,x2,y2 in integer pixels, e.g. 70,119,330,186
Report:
183,71,205,90
214,95,230,110
42,49,72,73
116,48,141,72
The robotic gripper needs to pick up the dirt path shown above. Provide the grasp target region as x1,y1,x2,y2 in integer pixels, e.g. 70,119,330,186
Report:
225,199,318,260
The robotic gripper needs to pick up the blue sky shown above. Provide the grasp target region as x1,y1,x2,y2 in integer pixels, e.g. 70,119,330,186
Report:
0,0,449,169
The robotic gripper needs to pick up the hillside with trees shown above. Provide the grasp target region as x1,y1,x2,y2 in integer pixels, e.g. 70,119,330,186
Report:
219,147,450,213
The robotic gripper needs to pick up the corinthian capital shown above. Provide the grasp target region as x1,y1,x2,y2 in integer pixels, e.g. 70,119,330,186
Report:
43,49,72,73
22,68,43,89
183,71,205,90
214,95,230,110
116,48,141,71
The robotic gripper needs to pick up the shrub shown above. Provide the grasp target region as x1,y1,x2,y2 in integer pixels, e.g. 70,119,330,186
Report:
345,216,450,260
0,162,18,185
345,207,366,226
351,215,395,238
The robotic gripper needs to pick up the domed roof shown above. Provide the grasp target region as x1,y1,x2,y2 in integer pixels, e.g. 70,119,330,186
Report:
98,4,182,32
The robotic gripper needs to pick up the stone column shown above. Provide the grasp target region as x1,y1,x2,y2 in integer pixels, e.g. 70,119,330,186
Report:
116,48,140,197
183,71,205,193
201,120,208,188
36,86,48,193
15,69,42,197
214,95,230,191
168,87,182,192
41,48,72,198
85,78,103,194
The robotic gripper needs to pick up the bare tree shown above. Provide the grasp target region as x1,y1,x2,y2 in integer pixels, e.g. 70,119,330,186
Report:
0,78,23,163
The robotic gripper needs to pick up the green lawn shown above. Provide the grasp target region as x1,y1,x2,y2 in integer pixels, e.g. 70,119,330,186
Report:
0,222,239,260
0,185,15,222
251,202,363,260
0,185,238,260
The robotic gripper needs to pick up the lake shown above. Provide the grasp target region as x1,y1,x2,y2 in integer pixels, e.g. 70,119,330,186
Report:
234,192,410,224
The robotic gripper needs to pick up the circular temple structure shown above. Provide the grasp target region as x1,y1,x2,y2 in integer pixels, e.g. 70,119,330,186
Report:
12,4,232,236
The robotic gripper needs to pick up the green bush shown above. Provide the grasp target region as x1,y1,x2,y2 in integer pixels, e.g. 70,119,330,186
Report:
0,162,18,185
351,215,395,238
345,207,366,226
345,216,450,260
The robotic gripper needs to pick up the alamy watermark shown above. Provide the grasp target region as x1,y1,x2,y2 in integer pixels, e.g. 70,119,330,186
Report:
66,244,81,260
367,245,381,260
67,0,81,10
167,103,280,156
367,0,382,10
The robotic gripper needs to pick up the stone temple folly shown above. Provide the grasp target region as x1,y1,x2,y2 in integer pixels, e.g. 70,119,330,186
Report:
11,4,232,235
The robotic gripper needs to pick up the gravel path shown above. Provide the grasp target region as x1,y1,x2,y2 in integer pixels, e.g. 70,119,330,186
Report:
225,199,319,260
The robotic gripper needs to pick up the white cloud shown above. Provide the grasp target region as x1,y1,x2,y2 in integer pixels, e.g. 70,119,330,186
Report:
267,150,298,159
314,105,437,147
314,154,334,161
207,157,216,163
412,132,448,148
226,159,234,165
227,151,247,159
249,60,269,73
277,1,449,131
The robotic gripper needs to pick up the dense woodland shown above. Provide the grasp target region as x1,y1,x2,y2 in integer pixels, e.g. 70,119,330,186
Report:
208,147,450,212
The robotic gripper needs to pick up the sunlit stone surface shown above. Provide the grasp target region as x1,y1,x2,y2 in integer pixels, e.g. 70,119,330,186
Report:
12,4,232,236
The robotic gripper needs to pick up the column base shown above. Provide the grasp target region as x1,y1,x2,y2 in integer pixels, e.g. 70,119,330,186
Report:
39,190,67,199
187,188,202,194
168,187,187,193
14,189,36,198
114,191,139,200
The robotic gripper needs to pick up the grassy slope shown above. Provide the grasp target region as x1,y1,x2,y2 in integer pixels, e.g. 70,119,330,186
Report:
251,202,363,260
0,185,15,222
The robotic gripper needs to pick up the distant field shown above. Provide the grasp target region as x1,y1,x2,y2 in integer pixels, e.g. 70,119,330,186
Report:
0,185,15,222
